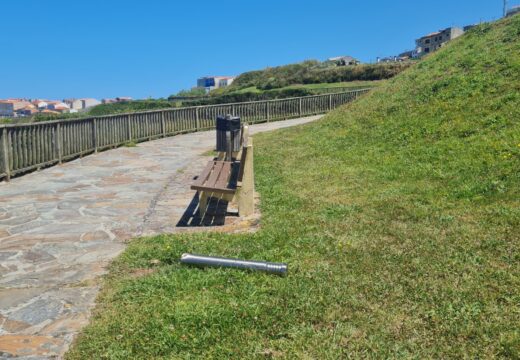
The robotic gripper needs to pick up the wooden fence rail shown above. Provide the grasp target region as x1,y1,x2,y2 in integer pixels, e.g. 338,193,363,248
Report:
0,89,369,181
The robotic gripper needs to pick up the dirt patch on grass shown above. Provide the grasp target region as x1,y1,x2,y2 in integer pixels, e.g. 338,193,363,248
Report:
129,268,157,279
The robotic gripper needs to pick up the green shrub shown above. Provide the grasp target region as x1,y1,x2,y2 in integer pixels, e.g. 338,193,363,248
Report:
88,100,177,116
230,61,411,91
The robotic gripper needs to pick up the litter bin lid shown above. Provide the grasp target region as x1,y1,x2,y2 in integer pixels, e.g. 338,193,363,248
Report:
216,115,241,131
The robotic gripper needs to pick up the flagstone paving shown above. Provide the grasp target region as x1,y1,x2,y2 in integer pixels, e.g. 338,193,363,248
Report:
0,115,322,359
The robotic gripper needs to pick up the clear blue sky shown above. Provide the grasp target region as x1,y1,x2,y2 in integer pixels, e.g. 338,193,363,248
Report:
0,0,507,100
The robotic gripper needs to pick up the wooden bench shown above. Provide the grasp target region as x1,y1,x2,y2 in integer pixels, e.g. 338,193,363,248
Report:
191,124,254,217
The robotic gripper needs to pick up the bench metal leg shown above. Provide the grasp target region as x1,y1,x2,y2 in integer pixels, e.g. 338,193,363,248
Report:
199,191,208,217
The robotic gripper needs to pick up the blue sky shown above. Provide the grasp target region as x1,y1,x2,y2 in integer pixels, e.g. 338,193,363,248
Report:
0,0,507,100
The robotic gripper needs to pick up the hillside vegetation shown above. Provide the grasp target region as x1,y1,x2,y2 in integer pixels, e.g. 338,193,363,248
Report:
181,61,410,105
68,16,519,359
21,63,398,121
176,81,381,106
226,60,410,91
87,100,177,116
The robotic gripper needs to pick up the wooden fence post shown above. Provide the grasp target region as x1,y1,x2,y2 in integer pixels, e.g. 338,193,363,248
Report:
146,114,151,140
1,128,10,181
299,97,302,117
231,104,236,116
92,118,98,153
56,122,62,163
127,114,132,141
329,94,333,111
195,107,200,130
161,111,166,137
266,101,270,122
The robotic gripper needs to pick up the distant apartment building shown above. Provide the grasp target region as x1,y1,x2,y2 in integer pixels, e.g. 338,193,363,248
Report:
0,99,34,117
197,76,235,91
16,106,38,117
507,5,520,17
0,101,14,117
14,101,37,117
66,98,101,111
47,101,71,113
32,100,49,110
415,27,464,57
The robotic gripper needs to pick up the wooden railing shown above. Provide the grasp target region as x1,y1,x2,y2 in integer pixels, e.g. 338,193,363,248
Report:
0,89,369,181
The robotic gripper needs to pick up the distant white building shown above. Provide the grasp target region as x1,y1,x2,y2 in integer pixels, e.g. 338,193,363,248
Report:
47,102,71,113
33,100,49,110
197,76,235,91
507,5,520,17
69,100,82,110
415,27,464,57
66,98,101,111
82,98,101,109
218,78,234,87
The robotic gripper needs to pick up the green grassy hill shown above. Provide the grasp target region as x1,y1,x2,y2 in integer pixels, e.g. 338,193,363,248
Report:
184,60,410,105
226,60,410,91
67,16,520,359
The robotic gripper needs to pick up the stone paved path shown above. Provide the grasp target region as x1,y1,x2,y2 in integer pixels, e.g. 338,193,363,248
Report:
0,116,322,359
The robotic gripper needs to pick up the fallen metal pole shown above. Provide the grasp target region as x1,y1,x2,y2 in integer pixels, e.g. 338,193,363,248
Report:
180,253,288,276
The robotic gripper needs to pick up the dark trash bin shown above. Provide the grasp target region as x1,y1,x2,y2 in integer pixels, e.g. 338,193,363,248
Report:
216,115,241,153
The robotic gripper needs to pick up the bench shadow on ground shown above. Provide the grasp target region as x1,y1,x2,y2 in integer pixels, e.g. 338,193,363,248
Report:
176,191,239,227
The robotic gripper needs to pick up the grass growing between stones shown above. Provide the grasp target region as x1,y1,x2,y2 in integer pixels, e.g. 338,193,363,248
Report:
67,16,520,359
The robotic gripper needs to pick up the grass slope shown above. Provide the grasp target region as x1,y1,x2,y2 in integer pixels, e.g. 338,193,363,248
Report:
67,17,520,359
228,60,410,91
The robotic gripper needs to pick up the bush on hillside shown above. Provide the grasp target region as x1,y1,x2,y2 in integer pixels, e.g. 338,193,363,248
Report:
33,112,87,122
173,87,207,98
183,88,314,106
88,100,177,116
230,61,411,91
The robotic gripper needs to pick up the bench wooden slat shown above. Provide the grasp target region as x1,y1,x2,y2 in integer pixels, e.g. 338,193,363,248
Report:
205,161,226,188
192,161,216,188
214,161,232,189
191,161,237,194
